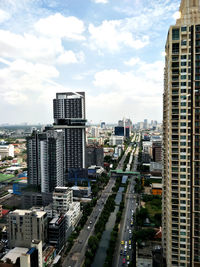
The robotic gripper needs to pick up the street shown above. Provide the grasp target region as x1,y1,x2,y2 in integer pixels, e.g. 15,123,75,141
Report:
62,136,134,267
114,140,139,267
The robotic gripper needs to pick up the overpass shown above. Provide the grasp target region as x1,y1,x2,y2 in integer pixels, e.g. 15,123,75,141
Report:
109,169,140,177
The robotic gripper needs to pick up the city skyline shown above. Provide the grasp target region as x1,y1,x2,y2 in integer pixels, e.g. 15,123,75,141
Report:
0,0,180,124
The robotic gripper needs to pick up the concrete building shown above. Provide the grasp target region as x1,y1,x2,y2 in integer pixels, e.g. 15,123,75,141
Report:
114,126,124,136
86,145,104,168
48,215,66,252
1,240,42,267
21,240,43,267
21,191,53,209
152,141,162,163
53,92,86,175
100,122,106,129
143,119,148,129
90,126,99,138
65,202,81,230
109,135,124,146
27,128,64,193
52,187,73,216
7,210,48,248
71,186,91,198
0,144,14,160
163,1,200,266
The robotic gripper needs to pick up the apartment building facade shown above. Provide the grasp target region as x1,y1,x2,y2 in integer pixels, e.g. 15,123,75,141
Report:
163,0,200,266
8,210,48,248
53,92,86,176
27,128,64,193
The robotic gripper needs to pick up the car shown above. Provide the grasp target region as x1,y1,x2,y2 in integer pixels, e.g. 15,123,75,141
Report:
129,240,131,245
129,245,131,250
129,229,132,234
121,240,124,245
87,226,90,229
127,255,130,260
125,241,128,245
123,258,126,264
127,261,130,265
89,221,92,224
120,250,123,255
123,251,126,256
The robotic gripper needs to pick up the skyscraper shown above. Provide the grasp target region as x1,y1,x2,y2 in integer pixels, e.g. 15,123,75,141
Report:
27,128,64,193
163,1,200,266
53,92,86,176
143,119,148,129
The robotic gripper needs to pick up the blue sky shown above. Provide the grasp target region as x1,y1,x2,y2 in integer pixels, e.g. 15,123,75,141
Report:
0,0,181,125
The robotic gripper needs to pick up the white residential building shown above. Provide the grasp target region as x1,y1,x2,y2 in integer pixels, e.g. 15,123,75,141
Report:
109,135,124,146
52,187,73,216
65,202,81,230
0,144,14,160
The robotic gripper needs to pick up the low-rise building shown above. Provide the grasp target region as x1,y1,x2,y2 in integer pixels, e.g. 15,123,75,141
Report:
65,202,81,230
0,144,14,160
86,145,104,168
151,183,162,196
109,136,124,146
1,240,42,267
48,215,66,252
42,246,56,267
52,187,73,216
71,186,91,198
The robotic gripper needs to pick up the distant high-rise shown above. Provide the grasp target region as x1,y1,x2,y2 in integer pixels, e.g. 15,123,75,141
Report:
163,1,200,266
101,122,106,129
27,128,64,193
143,119,148,129
53,92,86,176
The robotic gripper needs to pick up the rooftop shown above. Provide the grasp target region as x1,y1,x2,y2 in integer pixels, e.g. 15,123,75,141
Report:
11,209,46,218
2,247,29,263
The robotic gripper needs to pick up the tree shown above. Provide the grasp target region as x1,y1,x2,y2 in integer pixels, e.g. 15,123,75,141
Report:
88,235,99,252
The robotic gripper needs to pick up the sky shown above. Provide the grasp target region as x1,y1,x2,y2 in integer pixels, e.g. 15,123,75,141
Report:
0,0,181,125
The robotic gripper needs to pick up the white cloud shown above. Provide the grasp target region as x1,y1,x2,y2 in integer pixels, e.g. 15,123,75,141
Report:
0,59,60,107
34,13,85,40
57,50,85,65
2,91,28,105
88,19,149,51
124,57,141,66
0,30,63,63
0,9,10,23
90,60,164,122
92,0,108,4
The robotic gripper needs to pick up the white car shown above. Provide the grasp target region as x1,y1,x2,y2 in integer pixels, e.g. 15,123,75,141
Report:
129,245,131,250
129,229,132,234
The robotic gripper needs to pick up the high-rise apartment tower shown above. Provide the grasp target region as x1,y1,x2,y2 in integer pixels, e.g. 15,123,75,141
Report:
27,128,64,193
163,0,200,266
53,92,86,176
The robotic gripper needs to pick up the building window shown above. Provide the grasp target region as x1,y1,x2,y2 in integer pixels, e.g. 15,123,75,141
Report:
181,62,187,66
172,28,180,40
181,55,187,59
181,26,187,32
181,75,187,79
